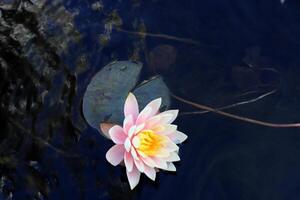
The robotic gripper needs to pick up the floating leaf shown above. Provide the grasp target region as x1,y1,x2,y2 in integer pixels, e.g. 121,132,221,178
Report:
83,61,142,131
133,76,170,111
83,61,171,138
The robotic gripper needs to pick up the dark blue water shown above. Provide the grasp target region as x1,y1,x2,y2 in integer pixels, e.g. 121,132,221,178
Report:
1,0,300,199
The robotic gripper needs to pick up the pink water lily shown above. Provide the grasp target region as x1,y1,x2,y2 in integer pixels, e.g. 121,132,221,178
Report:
105,93,187,189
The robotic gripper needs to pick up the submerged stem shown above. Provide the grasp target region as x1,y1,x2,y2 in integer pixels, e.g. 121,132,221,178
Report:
180,89,276,116
172,93,300,128
115,27,219,48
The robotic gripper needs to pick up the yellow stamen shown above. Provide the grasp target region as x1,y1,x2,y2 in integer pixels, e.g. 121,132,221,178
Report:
137,129,166,156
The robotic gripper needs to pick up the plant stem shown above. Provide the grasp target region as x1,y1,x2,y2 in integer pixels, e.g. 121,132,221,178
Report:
115,27,219,48
180,89,276,116
172,93,300,128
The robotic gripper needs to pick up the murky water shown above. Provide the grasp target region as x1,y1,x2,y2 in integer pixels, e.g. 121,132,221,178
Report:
1,0,300,199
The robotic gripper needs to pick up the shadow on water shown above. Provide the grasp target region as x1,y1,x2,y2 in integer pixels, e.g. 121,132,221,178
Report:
1,0,300,200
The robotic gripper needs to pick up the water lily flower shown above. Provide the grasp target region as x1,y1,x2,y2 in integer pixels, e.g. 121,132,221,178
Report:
105,93,188,189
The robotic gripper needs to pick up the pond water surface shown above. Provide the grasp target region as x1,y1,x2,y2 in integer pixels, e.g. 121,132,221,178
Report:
1,0,300,199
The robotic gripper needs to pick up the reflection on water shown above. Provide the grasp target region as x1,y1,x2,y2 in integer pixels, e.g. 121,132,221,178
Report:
1,0,300,199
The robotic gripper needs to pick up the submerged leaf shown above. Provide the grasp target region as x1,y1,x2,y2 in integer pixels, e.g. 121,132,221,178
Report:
147,45,177,74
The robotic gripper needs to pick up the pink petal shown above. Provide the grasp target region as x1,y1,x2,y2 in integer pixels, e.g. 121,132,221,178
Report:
144,165,156,181
109,125,127,144
167,131,188,144
126,165,141,190
131,147,139,160
156,124,177,135
132,136,140,148
134,123,145,134
165,152,180,162
157,110,179,124
164,162,176,172
163,139,179,152
134,158,145,172
124,151,133,172
128,123,145,138
124,138,131,152
123,114,134,134
124,93,139,121
128,125,136,138
106,145,125,166
141,157,156,168
136,107,152,125
136,97,162,124
136,150,147,158
145,115,162,128
155,148,170,158
152,157,168,169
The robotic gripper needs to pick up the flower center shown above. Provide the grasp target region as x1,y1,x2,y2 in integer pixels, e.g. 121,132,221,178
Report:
136,129,165,156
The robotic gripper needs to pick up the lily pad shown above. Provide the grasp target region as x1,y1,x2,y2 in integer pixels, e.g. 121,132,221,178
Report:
133,76,171,111
82,61,171,138
82,61,142,130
